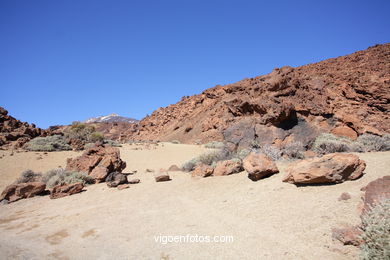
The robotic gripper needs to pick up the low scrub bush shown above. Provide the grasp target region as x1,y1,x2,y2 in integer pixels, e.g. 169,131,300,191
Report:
104,139,122,147
15,169,42,183
259,144,282,161
282,141,305,160
24,135,72,152
204,141,225,149
43,168,94,188
360,198,390,260
356,134,390,152
64,121,105,143
312,133,390,154
182,147,242,172
171,140,180,144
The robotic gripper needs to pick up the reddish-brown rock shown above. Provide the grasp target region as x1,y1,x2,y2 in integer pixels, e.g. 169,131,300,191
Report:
155,172,171,182
0,107,42,149
361,175,390,213
50,182,84,199
243,153,279,181
338,192,352,201
213,159,243,176
89,166,108,183
331,226,363,246
191,164,214,178
117,184,130,190
128,178,141,184
66,145,126,181
283,153,366,184
0,182,46,202
120,44,390,148
331,126,358,140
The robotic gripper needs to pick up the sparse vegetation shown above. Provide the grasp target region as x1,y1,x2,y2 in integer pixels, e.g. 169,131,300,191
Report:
104,139,122,147
312,133,390,154
360,198,390,260
258,144,282,161
282,141,305,160
182,146,244,172
24,135,72,152
15,169,42,183
204,141,225,149
64,121,104,143
43,168,94,188
171,140,180,144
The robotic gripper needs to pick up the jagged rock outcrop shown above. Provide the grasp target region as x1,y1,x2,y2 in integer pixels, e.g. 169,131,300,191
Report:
0,107,42,149
126,44,390,148
0,182,46,202
66,145,126,182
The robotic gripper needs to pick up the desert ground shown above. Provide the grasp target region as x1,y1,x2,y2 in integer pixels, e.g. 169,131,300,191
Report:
0,143,389,260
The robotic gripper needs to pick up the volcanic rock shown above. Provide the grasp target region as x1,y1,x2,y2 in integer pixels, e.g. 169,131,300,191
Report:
0,107,42,149
243,153,279,181
105,172,128,188
331,226,363,246
361,175,390,213
66,145,126,181
191,164,214,178
124,44,390,148
0,182,46,202
213,159,243,176
50,182,84,199
283,153,366,184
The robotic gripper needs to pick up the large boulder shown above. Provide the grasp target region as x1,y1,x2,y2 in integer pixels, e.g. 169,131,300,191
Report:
66,145,126,182
50,182,84,199
361,175,390,213
243,153,279,181
283,153,365,184
0,182,46,202
213,159,243,176
191,164,214,178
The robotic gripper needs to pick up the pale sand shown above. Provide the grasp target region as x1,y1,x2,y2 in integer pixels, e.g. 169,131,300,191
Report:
0,144,389,260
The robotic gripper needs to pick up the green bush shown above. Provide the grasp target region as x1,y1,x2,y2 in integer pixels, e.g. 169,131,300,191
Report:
15,169,42,183
89,132,104,143
43,168,94,188
204,141,225,149
24,135,72,151
360,199,390,260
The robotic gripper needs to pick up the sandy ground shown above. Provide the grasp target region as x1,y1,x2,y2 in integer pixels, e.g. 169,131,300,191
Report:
0,143,389,260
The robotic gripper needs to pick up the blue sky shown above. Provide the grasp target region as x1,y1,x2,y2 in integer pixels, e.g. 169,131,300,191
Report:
1,0,389,128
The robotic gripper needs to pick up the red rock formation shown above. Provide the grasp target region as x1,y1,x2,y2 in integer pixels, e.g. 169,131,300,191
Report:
127,44,390,148
0,107,42,149
283,153,366,184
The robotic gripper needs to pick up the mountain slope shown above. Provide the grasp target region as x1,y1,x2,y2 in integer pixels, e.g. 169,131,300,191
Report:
129,43,390,148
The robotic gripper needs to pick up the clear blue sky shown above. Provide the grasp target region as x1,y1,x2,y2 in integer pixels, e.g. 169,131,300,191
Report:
1,0,389,128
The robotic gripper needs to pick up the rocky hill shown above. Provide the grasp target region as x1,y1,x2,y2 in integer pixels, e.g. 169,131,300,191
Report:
85,113,138,124
128,43,390,149
0,107,42,149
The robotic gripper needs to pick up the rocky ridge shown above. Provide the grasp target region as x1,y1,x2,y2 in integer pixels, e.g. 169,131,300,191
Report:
128,44,390,149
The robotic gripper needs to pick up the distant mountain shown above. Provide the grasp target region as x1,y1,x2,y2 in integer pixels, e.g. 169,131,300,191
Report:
84,113,138,124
